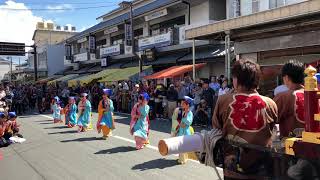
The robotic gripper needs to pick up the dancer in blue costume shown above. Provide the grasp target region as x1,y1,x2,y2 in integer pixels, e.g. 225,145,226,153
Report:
176,96,194,164
97,89,115,139
52,96,63,123
77,93,92,132
64,97,77,128
131,92,150,150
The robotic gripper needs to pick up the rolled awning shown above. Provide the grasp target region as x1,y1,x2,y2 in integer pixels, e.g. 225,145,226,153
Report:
67,68,119,87
36,75,63,84
47,74,79,86
99,66,151,82
144,63,205,79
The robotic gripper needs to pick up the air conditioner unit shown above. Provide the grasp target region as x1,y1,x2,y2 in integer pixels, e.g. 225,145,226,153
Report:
46,23,54,30
36,22,45,29
71,26,76,31
64,26,69,31
56,25,61,30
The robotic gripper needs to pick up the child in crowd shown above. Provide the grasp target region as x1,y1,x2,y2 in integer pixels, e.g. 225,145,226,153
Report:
64,97,77,128
52,96,63,123
0,112,9,148
4,112,22,139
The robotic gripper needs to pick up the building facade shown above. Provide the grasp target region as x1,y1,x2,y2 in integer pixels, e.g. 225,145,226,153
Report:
186,0,318,96
65,0,229,79
29,22,77,78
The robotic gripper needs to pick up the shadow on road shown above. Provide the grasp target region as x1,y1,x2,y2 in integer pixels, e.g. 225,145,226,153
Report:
39,122,53,125
48,130,78,135
94,146,136,155
44,126,70,129
35,120,52,122
131,158,178,171
60,137,100,142
114,113,171,134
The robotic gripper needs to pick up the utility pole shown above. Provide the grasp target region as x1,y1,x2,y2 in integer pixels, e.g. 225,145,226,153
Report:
33,45,38,81
10,56,12,82
120,1,142,74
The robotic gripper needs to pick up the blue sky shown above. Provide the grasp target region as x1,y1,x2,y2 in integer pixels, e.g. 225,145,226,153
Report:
0,0,123,63
1,0,122,31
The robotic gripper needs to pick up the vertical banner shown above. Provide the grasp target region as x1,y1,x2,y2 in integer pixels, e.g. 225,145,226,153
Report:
125,23,132,46
89,35,96,51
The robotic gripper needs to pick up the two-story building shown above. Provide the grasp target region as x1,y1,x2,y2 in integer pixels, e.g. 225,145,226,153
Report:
29,22,77,78
186,0,319,96
66,0,229,79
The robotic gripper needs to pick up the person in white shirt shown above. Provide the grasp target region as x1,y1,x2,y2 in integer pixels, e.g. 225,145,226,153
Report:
218,79,230,96
274,84,289,96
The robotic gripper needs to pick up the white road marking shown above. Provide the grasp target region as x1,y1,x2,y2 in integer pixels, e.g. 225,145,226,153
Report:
37,114,223,172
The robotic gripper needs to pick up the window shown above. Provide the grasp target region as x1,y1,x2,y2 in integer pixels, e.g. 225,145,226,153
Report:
111,34,124,46
240,0,253,16
150,16,185,36
269,0,285,9
252,0,260,13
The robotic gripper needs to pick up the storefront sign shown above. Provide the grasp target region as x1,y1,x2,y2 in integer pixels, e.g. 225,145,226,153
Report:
77,37,87,43
100,44,121,57
138,31,172,51
74,52,88,62
145,9,167,21
90,53,96,60
104,26,119,34
125,45,133,54
101,57,108,67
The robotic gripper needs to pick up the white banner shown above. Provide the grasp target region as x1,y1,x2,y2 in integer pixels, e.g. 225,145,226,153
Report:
74,53,88,62
101,58,107,67
138,31,172,51
104,26,119,34
100,44,121,56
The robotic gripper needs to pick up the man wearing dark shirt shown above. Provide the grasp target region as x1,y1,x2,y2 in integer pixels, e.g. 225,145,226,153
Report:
201,79,215,127
167,84,178,118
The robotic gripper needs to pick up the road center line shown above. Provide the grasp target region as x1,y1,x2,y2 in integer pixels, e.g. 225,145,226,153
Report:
36,114,210,165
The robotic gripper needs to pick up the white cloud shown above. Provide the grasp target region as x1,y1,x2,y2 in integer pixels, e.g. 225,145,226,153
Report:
46,4,73,13
0,0,43,47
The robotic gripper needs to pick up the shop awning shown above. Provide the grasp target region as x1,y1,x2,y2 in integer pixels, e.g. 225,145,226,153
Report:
178,45,226,62
98,66,151,82
47,74,79,86
67,68,120,87
144,63,205,80
36,75,63,84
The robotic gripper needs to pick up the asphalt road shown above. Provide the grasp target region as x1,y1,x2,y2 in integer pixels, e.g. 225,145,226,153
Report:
0,112,222,180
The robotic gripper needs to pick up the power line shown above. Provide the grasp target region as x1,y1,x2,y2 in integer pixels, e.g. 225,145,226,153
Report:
14,1,119,5
0,4,119,11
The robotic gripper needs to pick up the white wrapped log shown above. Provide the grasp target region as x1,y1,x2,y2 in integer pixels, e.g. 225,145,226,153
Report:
158,134,203,156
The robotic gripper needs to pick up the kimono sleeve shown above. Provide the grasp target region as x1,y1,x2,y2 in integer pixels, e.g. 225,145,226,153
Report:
140,105,150,118
109,99,114,112
86,100,92,109
98,100,104,115
72,104,77,113
182,111,193,126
